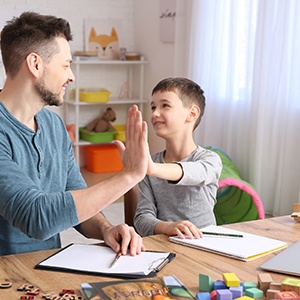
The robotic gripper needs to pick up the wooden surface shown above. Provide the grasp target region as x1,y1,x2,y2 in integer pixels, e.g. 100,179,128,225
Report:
0,216,299,298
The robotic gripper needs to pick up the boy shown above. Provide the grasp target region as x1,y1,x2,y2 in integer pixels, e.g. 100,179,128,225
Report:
134,77,222,238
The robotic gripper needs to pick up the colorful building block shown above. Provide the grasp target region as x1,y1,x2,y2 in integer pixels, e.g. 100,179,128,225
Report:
199,274,214,292
257,273,273,295
243,282,258,291
275,290,300,299
245,287,263,299
214,281,228,290
217,289,233,300
197,292,211,300
211,289,217,300
235,297,254,300
223,273,240,287
281,278,300,295
230,286,244,299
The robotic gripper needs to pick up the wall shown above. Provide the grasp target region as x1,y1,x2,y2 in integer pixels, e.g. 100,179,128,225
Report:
0,0,175,154
133,0,175,153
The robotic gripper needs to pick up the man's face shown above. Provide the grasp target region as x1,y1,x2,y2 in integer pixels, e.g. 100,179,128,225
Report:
35,37,75,106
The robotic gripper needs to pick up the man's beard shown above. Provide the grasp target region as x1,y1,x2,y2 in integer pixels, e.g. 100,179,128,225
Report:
34,76,62,107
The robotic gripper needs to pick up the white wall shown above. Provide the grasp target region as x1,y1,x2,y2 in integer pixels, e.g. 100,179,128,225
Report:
133,0,175,154
0,0,175,153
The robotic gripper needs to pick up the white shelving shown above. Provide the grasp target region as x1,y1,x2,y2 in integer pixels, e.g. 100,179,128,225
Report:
64,56,148,165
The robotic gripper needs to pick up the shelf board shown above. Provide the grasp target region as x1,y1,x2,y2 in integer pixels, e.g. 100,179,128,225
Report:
73,57,148,65
65,98,148,106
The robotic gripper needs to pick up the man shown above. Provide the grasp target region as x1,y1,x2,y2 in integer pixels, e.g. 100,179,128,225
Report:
0,12,148,256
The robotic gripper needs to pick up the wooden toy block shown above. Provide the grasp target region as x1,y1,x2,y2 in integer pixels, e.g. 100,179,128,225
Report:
275,290,300,299
217,289,233,300
211,289,217,300
214,281,228,290
223,273,240,287
267,289,281,300
244,282,258,291
291,203,300,222
0,281,12,288
281,278,300,295
245,287,264,299
269,282,281,291
257,273,273,294
229,286,243,298
234,296,254,300
199,274,214,292
197,292,211,300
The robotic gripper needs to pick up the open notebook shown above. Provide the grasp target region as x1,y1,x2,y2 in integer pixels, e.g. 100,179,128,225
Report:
169,225,287,262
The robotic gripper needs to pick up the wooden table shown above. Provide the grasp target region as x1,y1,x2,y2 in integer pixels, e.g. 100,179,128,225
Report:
1,216,300,299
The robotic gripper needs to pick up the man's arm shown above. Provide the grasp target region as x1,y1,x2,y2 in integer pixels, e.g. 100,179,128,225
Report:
79,213,145,255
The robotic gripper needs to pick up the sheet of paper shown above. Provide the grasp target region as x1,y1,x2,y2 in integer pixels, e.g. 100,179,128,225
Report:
39,244,170,275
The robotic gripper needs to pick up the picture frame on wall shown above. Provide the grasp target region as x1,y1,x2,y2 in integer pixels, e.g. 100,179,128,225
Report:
84,19,122,60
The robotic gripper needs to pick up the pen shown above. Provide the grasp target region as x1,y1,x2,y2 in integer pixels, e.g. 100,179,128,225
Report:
110,252,122,268
202,231,243,238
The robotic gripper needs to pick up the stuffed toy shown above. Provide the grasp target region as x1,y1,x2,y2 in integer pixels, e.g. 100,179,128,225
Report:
85,107,116,132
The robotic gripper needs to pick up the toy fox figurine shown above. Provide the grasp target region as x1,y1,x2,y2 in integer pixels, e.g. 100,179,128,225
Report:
89,27,120,60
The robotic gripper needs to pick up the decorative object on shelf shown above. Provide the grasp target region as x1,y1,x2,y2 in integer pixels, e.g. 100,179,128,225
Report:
84,19,122,60
85,107,116,133
125,52,141,61
79,88,111,103
119,47,127,61
118,81,132,99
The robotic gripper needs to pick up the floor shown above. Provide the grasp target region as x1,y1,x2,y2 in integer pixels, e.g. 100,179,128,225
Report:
60,168,124,247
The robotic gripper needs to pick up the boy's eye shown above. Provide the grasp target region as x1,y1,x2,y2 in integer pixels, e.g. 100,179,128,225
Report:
151,106,156,111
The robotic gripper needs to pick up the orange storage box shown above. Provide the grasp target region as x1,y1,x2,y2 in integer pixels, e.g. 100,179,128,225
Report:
84,144,123,173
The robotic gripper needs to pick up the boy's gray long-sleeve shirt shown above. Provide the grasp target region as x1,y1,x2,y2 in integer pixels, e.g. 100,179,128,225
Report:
134,146,222,236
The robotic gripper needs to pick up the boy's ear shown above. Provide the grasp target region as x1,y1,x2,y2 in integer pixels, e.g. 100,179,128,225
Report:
186,105,200,123
26,53,43,78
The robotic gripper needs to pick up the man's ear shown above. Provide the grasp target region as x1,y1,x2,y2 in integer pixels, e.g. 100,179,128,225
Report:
26,53,42,78
186,105,200,123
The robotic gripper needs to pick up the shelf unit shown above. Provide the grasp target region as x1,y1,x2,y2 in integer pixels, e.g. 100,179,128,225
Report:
64,56,148,165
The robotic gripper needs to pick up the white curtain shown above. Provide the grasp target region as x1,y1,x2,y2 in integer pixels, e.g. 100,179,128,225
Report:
174,0,300,216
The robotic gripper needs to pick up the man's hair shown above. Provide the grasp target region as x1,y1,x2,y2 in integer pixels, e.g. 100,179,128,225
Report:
0,11,73,78
152,77,206,129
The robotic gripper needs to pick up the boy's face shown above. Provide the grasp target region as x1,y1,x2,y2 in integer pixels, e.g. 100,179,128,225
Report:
150,91,191,138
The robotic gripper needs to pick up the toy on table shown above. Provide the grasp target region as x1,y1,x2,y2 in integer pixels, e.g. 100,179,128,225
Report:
85,107,116,132
291,203,300,222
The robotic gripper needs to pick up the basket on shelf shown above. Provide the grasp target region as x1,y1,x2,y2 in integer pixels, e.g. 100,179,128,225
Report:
79,127,116,143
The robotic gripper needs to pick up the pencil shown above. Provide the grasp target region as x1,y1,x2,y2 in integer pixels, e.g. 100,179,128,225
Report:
109,252,122,268
202,231,243,238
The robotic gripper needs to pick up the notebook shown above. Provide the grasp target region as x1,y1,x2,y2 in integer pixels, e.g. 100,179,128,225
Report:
169,225,287,262
260,240,300,276
36,243,175,279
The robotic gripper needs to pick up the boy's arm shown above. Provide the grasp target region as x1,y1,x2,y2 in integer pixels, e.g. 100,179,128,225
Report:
147,161,184,182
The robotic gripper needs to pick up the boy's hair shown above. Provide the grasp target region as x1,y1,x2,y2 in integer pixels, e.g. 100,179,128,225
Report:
0,11,73,78
152,77,206,129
